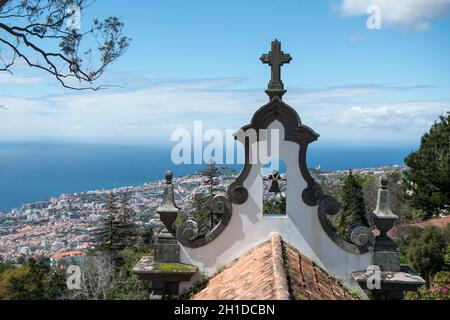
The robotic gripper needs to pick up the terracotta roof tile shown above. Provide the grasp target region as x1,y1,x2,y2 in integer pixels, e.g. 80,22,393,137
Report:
411,217,450,229
192,233,357,300
52,250,84,260
374,217,450,239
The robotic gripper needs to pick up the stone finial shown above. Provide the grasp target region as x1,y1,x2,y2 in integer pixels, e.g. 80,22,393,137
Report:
133,171,197,298
156,171,179,234
352,176,426,299
371,176,400,271
154,171,180,264
374,175,397,218
380,176,389,189
165,170,173,182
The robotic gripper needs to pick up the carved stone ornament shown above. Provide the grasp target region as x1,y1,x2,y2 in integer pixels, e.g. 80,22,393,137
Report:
177,194,232,248
178,220,199,242
318,195,371,254
177,40,371,254
350,226,374,247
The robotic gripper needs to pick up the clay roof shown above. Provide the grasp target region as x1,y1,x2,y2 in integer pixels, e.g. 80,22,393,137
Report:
380,217,450,239
52,250,84,260
193,233,357,300
411,216,450,229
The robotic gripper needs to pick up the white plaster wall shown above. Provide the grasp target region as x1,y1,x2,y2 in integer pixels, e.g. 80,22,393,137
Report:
180,120,371,290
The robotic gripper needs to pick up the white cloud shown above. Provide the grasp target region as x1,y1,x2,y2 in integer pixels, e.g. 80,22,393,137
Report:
333,102,449,130
347,32,366,43
0,78,261,144
0,72,43,85
0,79,447,145
339,0,450,30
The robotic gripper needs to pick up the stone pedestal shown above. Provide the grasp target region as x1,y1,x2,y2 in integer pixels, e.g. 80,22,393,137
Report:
155,233,180,264
133,256,197,296
371,213,400,272
352,176,425,300
133,171,196,298
353,267,426,300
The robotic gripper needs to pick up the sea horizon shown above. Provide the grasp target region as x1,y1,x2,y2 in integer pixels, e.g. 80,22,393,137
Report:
0,141,418,212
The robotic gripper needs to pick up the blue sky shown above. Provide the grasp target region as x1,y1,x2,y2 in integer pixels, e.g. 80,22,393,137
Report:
1,0,450,146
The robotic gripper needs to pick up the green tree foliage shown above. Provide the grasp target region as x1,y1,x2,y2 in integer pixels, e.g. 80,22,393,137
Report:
444,244,450,271
406,272,450,300
403,226,447,285
396,225,423,260
0,252,154,300
403,113,450,219
94,192,136,254
107,248,153,300
0,261,13,274
317,178,339,199
134,225,155,253
0,0,130,90
190,161,222,235
0,197,155,300
116,192,137,248
263,195,286,215
191,193,213,236
0,257,66,300
0,265,30,300
68,250,153,300
335,171,369,239
201,161,219,201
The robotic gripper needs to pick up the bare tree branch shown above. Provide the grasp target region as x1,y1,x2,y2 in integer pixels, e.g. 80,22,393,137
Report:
0,0,130,90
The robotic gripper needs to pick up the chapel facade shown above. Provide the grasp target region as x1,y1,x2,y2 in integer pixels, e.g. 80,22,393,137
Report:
133,40,425,300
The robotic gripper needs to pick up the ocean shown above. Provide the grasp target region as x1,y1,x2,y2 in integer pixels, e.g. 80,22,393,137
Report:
0,141,417,211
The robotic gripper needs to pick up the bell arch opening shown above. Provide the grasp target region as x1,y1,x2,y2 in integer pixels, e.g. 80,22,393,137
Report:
261,158,287,216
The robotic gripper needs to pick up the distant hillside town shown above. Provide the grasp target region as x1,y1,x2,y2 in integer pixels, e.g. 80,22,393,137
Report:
0,165,403,264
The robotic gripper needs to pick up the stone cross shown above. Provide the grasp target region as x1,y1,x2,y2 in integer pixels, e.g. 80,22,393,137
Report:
260,39,292,99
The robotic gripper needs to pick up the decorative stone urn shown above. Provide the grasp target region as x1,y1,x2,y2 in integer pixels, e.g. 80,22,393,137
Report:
133,171,197,298
352,176,426,300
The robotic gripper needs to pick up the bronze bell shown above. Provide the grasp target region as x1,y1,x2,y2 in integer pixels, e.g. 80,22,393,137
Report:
268,171,282,194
